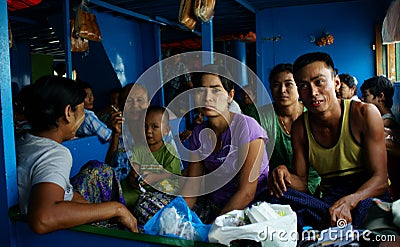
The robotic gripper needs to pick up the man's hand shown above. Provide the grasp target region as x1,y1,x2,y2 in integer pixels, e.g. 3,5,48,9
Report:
109,111,124,134
268,165,292,197
328,194,356,227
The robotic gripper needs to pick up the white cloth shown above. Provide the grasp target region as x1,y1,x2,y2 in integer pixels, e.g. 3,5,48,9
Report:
16,133,74,214
393,199,400,228
351,95,361,102
229,99,242,113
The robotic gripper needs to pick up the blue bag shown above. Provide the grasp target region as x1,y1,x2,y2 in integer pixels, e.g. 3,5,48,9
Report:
143,196,211,242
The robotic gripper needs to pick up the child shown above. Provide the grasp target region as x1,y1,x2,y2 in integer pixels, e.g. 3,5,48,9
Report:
107,83,181,181
120,105,181,211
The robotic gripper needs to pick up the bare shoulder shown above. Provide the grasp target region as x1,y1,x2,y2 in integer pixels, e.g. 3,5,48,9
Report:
351,101,381,122
351,101,384,139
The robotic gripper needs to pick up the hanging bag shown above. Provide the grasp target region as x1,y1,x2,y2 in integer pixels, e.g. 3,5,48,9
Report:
179,0,197,30
194,0,215,22
74,2,102,42
70,19,88,52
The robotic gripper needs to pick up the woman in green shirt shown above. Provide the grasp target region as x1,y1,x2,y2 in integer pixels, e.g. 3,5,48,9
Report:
259,63,320,195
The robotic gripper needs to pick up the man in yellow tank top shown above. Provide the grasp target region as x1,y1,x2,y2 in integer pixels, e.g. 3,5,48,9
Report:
269,52,389,229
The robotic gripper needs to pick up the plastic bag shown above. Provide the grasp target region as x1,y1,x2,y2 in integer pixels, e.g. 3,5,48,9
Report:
208,202,297,247
70,19,88,52
194,0,215,22
133,191,174,226
144,196,211,242
74,3,102,42
179,0,196,30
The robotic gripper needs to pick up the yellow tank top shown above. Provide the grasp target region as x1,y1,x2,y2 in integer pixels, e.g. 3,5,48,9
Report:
304,100,365,179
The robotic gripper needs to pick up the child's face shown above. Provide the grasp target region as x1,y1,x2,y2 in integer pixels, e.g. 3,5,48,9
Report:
144,111,169,147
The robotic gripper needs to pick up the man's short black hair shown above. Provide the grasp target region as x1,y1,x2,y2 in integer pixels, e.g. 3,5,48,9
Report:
268,63,293,84
293,52,335,79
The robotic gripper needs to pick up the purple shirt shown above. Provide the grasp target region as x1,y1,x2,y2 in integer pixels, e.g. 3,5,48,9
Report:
190,113,269,208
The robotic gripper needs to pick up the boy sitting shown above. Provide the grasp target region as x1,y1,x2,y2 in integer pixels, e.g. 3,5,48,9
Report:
121,105,181,211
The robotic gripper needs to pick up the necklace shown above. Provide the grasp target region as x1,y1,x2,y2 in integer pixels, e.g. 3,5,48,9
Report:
278,106,301,135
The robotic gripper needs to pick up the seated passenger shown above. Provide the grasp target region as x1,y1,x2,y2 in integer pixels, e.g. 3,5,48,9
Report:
16,75,137,234
361,75,400,128
13,85,32,138
240,85,260,124
121,106,181,211
269,52,390,229
338,73,361,101
76,81,112,142
361,76,400,200
106,83,180,181
385,127,400,200
97,87,121,126
182,64,269,224
259,63,320,195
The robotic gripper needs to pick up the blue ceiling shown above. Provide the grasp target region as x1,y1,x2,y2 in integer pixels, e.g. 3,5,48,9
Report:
8,0,357,58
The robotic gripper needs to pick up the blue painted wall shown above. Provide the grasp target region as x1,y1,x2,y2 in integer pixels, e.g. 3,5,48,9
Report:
10,40,31,89
256,0,391,102
72,10,162,110
72,41,120,112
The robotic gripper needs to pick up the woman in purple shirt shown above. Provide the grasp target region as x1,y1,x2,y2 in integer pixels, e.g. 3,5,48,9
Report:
182,64,269,223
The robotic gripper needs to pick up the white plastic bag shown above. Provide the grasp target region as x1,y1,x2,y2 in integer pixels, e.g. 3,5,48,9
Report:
208,202,297,247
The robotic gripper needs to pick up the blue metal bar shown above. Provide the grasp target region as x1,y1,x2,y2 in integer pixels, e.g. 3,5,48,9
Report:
255,10,270,105
154,24,165,106
231,40,248,86
155,16,201,36
235,0,256,13
0,1,17,246
63,0,72,79
201,19,214,65
89,0,165,26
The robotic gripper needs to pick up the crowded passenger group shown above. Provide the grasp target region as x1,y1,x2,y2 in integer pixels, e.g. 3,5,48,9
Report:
14,51,400,237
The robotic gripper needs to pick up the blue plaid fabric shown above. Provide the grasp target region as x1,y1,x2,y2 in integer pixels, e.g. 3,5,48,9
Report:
76,109,112,142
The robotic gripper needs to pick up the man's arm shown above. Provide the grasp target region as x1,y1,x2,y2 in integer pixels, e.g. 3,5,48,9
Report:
269,116,309,197
329,103,388,225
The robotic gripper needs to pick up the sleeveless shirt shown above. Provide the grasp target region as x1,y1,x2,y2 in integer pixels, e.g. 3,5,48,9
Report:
304,100,365,179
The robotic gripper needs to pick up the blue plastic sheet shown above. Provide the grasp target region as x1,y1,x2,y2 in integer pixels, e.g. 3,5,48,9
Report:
144,196,211,242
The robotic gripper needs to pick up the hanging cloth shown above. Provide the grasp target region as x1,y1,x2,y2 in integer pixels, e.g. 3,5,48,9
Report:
382,0,400,44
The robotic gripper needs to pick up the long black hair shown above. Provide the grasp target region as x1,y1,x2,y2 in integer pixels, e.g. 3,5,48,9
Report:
24,76,86,132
